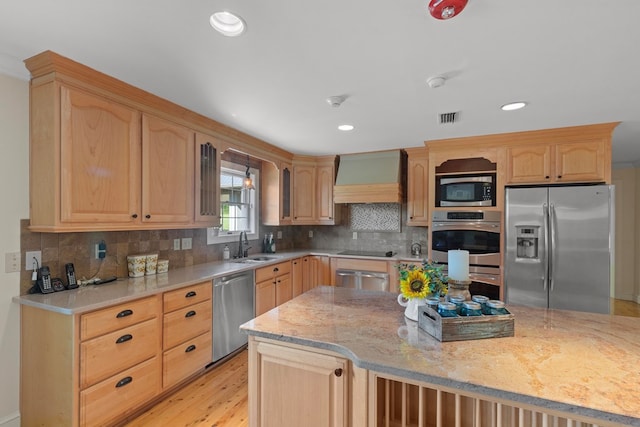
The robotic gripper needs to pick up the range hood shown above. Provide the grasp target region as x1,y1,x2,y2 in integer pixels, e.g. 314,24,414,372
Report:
334,150,403,204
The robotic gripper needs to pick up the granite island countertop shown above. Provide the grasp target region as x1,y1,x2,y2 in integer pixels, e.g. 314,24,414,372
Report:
241,286,640,426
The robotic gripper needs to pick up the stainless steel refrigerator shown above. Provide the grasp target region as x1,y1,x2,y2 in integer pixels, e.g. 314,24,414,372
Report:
505,185,614,314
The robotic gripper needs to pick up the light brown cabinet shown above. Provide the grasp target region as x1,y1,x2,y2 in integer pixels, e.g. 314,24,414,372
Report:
406,147,429,226
249,339,348,427
291,256,310,298
161,281,213,389
506,139,608,185
262,161,293,225
308,255,331,291
142,114,195,224
292,156,337,225
255,261,293,316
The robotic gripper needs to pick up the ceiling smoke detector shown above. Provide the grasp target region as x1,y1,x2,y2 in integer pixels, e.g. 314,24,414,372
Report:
326,95,346,108
427,76,446,88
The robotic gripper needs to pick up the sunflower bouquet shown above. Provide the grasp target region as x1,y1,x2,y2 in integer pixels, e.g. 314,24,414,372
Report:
395,260,448,300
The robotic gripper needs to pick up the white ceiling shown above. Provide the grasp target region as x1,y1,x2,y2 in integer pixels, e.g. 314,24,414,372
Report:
2,0,640,165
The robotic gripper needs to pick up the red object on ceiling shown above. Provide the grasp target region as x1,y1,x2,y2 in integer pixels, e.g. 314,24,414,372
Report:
428,0,468,20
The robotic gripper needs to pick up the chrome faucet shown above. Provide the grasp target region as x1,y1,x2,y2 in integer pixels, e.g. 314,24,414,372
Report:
237,231,251,258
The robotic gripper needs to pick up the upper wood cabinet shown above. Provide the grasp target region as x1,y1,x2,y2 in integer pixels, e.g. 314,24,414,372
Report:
55,85,141,226
506,139,608,185
141,114,195,224
262,161,293,225
406,147,429,226
292,156,337,225
194,133,221,226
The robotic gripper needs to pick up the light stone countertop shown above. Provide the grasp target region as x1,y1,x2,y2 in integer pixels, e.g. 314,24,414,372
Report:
241,286,640,426
12,249,418,315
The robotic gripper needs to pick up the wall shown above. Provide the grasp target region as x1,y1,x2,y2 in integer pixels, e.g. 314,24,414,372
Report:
612,167,640,302
0,73,28,427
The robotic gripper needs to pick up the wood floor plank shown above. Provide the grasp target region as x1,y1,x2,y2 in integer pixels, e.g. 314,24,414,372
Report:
125,350,249,427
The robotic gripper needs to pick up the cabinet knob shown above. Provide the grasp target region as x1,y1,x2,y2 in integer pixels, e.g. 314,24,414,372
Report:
334,368,343,377
131,213,138,219
545,176,550,179
145,214,151,219
410,216,414,219
274,267,279,272
557,175,562,179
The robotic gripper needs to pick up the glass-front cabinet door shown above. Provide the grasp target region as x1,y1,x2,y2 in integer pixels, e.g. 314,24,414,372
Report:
195,133,221,226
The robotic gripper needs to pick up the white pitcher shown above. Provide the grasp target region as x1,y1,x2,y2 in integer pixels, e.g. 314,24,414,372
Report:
397,294,426,322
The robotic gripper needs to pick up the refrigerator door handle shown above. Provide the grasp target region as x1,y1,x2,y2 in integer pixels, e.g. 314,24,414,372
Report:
549,203,557,292
542,203,550,291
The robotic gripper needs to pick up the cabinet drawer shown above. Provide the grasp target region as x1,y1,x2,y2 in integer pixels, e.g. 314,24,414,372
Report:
255,261,292,283
80,356,160,427
163,281,211,312
81,317,160,388
80,295,160,341
163,299,212,349
163,331,212,389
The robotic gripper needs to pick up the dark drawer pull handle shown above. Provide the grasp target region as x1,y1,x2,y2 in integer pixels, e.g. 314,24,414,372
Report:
116,334,133,344
334,368,343,377
185,310,196,318
185,344,197,353
115,376,133,388
116,309,133,318
274,267,279,272
185,291,197,298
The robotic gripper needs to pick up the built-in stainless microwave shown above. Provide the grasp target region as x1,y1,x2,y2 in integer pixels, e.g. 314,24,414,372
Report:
436,174,495,207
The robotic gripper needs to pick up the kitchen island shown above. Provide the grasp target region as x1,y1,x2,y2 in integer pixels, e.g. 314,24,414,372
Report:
241,286,640,427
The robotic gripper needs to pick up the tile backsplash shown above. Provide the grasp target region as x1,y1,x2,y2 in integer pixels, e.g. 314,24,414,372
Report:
19,203,427,294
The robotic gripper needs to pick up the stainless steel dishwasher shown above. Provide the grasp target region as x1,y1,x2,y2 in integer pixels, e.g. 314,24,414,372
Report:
213,270,255,362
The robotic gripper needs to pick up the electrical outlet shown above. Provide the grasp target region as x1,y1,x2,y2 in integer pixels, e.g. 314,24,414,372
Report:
173,239,181,250
5,252,20,273
25,251,41,271
308,230,313,238
181,237,192,250
277,230,282,239
352,232,358,240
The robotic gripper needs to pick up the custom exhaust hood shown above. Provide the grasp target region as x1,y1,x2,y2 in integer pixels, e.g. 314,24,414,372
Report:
333,150,403,204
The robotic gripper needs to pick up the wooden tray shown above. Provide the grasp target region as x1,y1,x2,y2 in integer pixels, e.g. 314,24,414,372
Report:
418,305,514,342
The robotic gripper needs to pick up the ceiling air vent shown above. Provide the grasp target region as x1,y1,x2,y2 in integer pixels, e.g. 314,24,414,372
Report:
439,111,459,124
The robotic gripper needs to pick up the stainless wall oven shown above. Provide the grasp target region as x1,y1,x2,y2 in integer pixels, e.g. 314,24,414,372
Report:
431,210,502,299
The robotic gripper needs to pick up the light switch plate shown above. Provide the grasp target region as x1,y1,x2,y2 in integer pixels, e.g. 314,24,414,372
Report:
277,231,282,239
173,239,181,250
5,252,20,273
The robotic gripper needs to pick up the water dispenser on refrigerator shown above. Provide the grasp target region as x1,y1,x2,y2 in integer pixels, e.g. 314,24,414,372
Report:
515,226,539,260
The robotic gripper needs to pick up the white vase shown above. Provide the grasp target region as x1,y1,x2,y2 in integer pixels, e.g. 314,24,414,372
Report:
397,294,426,322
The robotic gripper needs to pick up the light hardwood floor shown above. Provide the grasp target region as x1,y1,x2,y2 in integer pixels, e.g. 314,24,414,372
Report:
124,350,249,427
125,299,640,427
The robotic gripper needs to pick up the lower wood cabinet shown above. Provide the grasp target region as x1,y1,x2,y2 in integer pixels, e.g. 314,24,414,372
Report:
20,282,214,427
161,281,213,389
250,339,348,427
255,261,292,316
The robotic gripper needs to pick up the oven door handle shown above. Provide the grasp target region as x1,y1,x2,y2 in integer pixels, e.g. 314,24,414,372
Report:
432,222,501,232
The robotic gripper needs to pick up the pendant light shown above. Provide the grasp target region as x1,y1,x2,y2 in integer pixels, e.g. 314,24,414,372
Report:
428,0,468,20
243,155,255,190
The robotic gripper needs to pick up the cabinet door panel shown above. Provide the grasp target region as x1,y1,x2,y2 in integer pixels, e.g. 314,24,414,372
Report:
256,341,347,427
60,86,140,223
292,165,315,223
275,273,292,306
142,114,195,223
407,153,429,225
316,164,334,222
555,140,605,182
255,280,276,316
506,145,552,184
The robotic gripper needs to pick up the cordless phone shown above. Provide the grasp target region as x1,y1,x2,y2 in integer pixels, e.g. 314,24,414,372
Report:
37,266,54,294
65,263,78,289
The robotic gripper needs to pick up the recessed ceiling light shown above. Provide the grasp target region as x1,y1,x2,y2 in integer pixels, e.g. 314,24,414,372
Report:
210,11,246,37
501,101,527,111
338,124,354,131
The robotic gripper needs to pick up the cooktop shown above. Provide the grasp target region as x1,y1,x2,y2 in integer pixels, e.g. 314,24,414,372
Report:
337,250,395,258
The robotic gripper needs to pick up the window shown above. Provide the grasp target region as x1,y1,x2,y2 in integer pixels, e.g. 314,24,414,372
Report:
208,160,259,244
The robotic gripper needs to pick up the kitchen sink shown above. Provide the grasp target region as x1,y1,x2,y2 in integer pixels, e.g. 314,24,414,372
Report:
232,256,278,264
